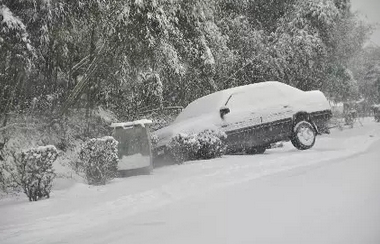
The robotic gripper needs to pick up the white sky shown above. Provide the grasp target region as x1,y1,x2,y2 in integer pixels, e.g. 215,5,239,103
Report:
351,0,380,46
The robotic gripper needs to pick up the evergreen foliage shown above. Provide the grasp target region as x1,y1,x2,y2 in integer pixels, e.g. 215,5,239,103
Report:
0,0,374,126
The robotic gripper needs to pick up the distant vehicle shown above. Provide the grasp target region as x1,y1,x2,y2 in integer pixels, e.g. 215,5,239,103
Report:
153,81,332,155
111,119,154,175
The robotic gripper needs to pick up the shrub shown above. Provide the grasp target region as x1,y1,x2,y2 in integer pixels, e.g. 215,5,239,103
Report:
8,146,58,201
167,133,200,164
78,136,118,185
168,129,227,164
196,129,227,159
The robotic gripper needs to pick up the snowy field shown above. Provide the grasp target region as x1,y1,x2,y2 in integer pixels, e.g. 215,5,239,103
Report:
1,118,380,244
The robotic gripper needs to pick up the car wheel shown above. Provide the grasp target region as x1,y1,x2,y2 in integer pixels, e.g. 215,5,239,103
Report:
245,146,266,154
291,121,316,150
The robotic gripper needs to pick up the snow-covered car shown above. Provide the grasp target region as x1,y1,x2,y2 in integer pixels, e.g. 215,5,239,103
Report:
153,81,332,155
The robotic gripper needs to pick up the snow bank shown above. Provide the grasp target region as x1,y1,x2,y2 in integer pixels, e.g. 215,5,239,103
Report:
0,120,379,243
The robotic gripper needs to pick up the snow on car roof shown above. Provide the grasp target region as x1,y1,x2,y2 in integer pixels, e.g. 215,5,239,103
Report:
110,119,152,128
208,81,298,95
174,81,300,122
220,81,283,93
192,81,298,105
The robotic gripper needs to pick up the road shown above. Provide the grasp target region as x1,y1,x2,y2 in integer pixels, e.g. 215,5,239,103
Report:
1,120,380,244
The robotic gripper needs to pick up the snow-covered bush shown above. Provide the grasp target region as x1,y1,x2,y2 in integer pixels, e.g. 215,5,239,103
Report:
168,129,227,164
168,133,200,164
78,136,118,185
196,130,227,159
10,146,58,201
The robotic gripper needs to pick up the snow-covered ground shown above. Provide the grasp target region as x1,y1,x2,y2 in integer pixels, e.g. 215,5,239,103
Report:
1,118,380,244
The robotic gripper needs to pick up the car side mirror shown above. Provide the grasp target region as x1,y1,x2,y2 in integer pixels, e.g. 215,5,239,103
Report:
220,107,230,119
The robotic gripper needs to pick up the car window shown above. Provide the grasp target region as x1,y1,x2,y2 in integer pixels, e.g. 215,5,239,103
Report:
226,88,281,110
226,83,303,110
174,92,224,122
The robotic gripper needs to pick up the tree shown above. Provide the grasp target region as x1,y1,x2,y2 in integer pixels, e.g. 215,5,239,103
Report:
0,0,374,128
353,46,380,104
0,4,34,125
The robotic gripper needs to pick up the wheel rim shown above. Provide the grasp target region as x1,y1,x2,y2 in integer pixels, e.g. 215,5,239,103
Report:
297,124,315,146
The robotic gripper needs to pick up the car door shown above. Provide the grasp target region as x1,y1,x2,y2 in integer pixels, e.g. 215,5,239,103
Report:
258,95,294,143
220,88,269,148
220,86,294,148
257,85,302,142
220,91,261,132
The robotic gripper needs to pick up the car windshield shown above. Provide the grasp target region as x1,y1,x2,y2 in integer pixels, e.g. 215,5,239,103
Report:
226,88,270,109
174,92,225,123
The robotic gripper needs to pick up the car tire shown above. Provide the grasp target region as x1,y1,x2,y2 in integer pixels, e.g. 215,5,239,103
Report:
291,121,316,150
245,146,266,154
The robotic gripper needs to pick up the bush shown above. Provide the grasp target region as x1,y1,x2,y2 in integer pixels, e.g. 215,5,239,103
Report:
9,146,58,201
78,136,118,185
167,133,200,163
196,129,227,159
168,129,227,164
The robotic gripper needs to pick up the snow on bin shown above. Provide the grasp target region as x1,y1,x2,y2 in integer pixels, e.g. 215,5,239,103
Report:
110,119,153,175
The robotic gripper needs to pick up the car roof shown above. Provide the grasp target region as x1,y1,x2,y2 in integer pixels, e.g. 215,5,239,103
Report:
197,81,290,102
214,81,286,94
174,81,292,122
